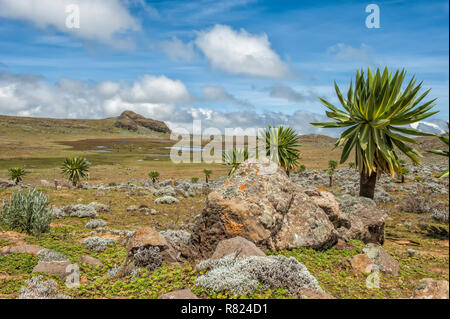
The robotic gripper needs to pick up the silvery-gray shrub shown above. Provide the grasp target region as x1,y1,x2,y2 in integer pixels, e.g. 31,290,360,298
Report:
18,276,70,299
132,246,162,271
196,253,322,296
82,236,116,252
1,188,52,236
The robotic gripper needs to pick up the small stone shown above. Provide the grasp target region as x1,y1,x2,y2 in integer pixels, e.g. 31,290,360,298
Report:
158,289,199,299
407,248,418,257
412,278,449,299
79,255,103,267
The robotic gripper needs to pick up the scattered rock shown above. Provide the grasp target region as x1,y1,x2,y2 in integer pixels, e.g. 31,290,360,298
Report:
88,202,111,213
127,205,138,212
1,244,44,256
347,244,399,276
80,255,103,268
0,179,15,188
52,204,98,218
298,288,335,299
153,186,177,197
412,278,449,299
85,219,107,229
33,261,72,279
155,196,179,204
333,239,355,251
347,253,373,274
158,289,199,299
407,248,418,257
211,236,266,260
37,249,69,263
40,180,52,187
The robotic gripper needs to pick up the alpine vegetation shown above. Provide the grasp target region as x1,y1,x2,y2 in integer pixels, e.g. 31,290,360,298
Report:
196,253,322,296
1,188,52,236
311,67,438,199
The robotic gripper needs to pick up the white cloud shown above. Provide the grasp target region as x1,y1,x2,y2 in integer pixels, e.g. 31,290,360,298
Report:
161,37,196,61
327,43,376,65
0,72,192,120
202,85,252,107
195,24,291,78
0,0,140,48
269,84,319,103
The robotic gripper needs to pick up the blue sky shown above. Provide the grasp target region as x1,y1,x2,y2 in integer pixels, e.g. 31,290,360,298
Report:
0,0,448,134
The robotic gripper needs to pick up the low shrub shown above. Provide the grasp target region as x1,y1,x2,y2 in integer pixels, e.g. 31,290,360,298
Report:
1,188,52,236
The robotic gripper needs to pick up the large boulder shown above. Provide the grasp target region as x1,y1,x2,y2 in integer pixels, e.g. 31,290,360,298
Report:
335,195,386,245
211,236,266,260
191,160,338,256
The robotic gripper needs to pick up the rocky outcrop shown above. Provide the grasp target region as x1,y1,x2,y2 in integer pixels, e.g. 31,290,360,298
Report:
190,159,388,258
115,110,170,133
191,160,339,256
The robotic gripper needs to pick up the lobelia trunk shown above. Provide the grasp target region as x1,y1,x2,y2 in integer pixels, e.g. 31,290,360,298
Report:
359,170,377,199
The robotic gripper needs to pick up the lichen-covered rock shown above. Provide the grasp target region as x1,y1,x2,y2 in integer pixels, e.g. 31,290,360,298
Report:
336,195,386,244
153,186,176,197
18,276,71,299
37,249,69,263
191,159,338,256
412,278,449,299
85,219,107,229
53,204,98,218
196,253,322,296
155,196,179,204
0,179,16,188
211,236,266,259
362,243,399,276
82,236,116,252
88,202,111,213
347,244,399,276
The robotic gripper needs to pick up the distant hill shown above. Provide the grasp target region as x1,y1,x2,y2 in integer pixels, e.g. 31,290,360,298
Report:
0,111,171,136
115,110,171,133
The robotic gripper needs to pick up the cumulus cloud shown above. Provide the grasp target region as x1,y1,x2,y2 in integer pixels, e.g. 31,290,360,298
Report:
269,84,319,103
327,43,376,65
195,24,291,78
0,0,140,48
0,71,342,137
0,72,192,120
161,37,197,61
202,86,252,108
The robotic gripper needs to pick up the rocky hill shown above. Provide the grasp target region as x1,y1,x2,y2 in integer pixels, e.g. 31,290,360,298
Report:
114,111,171,133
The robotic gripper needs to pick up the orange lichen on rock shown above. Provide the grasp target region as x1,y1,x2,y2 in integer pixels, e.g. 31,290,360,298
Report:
224,182,230,186
240,185,246,190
